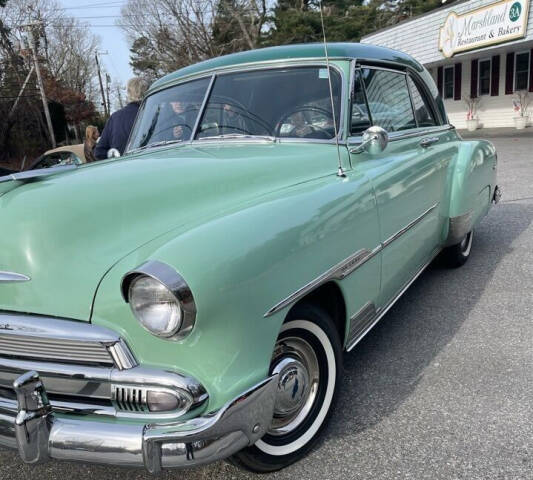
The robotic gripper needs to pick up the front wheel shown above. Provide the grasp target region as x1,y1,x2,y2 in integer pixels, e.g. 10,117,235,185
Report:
229,304,342,472
442,230,473,268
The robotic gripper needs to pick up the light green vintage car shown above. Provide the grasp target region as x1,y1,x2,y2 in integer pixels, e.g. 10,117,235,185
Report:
0,43,500,473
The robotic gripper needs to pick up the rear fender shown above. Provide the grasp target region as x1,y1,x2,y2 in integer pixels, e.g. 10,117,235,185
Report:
443,139,497,246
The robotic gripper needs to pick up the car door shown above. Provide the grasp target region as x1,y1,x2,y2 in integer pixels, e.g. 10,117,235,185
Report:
348,65,452,307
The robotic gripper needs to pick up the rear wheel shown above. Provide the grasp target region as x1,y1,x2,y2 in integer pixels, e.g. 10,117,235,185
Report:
229,303,342,472
443,230,473,268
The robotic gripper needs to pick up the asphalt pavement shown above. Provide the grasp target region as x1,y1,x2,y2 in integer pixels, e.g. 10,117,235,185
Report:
1,129,532,479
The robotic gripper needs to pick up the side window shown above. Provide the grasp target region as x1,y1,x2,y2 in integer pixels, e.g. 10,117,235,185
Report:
407,76,437,127
360,68,416,132
351,69,371,135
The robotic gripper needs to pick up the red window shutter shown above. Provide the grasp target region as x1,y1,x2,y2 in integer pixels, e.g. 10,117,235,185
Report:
437,66,443,97
454,62,462,101
471,59,478,98
505,53,514,94
491,55,500,96
529,49,533,92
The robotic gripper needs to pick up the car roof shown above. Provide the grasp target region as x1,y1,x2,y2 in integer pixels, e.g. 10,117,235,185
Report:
44,144,86,161
149,42,424,93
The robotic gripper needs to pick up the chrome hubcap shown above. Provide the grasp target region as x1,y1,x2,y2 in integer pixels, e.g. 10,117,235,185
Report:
273,358,309,416
268,336,320,436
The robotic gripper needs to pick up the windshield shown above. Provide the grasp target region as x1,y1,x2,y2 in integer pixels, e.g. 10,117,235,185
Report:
127,77,210,151
127,66,342,152
197,67,341,140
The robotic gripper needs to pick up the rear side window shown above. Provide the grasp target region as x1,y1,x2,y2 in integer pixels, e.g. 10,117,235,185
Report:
407,76,437,128
360,69,417,132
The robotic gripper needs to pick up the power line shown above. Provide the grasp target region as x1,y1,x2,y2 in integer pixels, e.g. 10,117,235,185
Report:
59,1,127,10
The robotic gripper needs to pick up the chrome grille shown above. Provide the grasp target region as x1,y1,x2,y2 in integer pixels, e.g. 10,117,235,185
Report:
0,334,114,366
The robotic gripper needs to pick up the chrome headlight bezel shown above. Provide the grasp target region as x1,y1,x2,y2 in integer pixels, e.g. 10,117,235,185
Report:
121,260,197,340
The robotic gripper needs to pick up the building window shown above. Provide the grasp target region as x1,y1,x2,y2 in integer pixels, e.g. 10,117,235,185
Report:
515,51,530,91
478,59,491,96
443,66,454,99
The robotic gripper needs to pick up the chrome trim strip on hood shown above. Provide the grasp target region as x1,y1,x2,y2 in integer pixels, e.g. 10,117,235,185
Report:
0,165,76,184
0,271,30,283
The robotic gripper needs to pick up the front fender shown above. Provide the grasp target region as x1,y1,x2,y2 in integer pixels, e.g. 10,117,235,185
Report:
443,139,497,245
91,170,379,412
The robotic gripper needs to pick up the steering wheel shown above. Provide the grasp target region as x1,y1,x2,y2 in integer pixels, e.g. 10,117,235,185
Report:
170,123,193,140
275,105,335,138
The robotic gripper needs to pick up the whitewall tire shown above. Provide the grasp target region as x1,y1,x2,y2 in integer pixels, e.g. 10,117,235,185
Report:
229,303,342,472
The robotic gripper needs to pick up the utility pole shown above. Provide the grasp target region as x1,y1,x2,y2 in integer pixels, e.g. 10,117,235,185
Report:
105,73,111,116
9,65,34,118
95,51,108,118
116,85,124,109
26,24,56,148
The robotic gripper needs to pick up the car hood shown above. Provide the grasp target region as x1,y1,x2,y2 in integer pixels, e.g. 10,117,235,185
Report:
0,142,337,321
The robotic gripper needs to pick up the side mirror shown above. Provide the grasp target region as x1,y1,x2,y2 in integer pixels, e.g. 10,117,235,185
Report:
107,148,121,159
350,126,389,155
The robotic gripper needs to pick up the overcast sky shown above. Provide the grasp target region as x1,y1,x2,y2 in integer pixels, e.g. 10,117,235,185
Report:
60,0,134,86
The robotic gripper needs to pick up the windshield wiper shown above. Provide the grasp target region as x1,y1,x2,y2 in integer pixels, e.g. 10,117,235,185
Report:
128,139,184,154
197,134,275,142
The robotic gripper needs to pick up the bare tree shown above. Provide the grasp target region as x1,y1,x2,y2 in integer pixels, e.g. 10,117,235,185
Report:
120,0,270,78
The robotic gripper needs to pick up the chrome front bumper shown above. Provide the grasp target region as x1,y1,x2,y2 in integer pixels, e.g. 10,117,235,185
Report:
0,370,277,473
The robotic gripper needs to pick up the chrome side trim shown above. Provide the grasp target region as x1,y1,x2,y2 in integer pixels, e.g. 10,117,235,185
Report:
264,247,380,318
346,247,441,352
0,271,30,283
382,203,439,248
347,302,377,347
121,260,197,340
265,203,438,318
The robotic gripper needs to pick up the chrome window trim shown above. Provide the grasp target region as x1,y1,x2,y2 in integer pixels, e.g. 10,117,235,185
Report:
355,62,446,128
135,62,347,148
362,64,407,75
191,73,216,140
121,260,197,341
148,57,353,94
264,202,439,318
0,271,30,283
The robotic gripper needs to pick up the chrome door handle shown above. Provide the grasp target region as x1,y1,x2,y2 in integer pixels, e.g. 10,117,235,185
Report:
420,137,440,148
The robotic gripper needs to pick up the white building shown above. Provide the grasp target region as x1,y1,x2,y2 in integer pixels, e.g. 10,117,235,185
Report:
362,0,533,129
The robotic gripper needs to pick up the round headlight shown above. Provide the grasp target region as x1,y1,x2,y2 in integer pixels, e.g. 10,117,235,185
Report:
129,275,182,337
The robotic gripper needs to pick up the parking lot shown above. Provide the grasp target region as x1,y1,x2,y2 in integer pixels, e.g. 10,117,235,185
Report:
1,129,532,480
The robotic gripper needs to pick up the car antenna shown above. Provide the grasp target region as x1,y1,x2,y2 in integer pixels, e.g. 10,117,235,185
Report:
319,0,345,178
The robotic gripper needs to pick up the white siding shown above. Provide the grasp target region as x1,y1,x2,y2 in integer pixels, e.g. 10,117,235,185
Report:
362,0,533,66
430,54,526,128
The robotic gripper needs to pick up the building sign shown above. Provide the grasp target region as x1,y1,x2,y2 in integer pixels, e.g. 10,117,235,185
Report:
439,0,530,58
